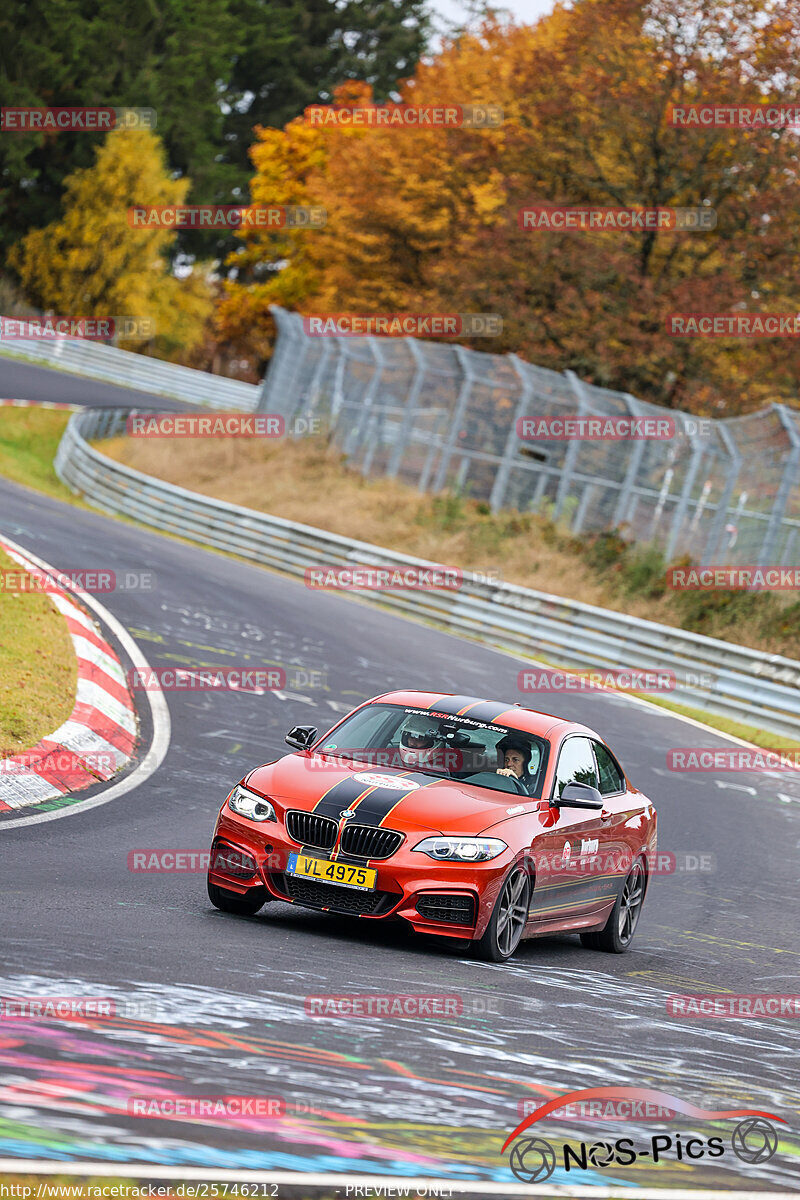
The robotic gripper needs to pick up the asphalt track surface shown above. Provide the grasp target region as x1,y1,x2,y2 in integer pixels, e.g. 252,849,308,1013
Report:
1,359,799,1191
0,354,193,410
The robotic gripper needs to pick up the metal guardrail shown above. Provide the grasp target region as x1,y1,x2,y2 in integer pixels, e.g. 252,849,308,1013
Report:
55,406,800,740
0,326,259,411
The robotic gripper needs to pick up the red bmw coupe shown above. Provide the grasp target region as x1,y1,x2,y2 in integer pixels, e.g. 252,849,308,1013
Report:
207,691,657,961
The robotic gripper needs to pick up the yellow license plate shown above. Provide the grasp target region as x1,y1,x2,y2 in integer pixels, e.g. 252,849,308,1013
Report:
287,852,377,891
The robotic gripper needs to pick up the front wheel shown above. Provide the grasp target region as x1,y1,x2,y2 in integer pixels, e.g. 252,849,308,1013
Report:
580,857,646,953
207,877,268,916
473,865,530,962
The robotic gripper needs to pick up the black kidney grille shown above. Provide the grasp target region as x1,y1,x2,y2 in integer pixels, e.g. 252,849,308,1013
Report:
340,824,403,860
286,810,337,850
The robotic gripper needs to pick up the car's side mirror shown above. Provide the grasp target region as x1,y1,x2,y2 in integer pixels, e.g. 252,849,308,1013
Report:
285,725,318,751
557,781,604,809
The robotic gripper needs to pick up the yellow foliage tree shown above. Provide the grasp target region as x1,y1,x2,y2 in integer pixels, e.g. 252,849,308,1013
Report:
10,130,212,356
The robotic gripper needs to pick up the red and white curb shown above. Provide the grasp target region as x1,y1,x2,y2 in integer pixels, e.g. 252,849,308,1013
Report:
0,542,137,811
0,398,81,411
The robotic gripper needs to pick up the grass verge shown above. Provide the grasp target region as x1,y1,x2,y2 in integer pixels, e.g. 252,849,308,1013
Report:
0,407,87,504
0,546,77,757
100,430,800,660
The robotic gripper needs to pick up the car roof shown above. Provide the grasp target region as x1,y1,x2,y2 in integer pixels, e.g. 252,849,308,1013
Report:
368,690,599,743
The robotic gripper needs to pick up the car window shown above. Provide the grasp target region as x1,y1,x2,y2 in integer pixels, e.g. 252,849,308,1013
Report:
593,741,625,795
317,706,394,752
554,736,599,799
313,703,548,795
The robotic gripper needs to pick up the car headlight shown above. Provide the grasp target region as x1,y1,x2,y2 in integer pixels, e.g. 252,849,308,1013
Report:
412,836,507,862
228,785,276,823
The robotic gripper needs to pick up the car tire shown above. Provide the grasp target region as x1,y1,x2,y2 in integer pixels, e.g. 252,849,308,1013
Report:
472,865,530,962
207,877,268,916
580,856,647,953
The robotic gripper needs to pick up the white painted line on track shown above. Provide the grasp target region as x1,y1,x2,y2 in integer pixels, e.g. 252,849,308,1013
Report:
0,535,171,829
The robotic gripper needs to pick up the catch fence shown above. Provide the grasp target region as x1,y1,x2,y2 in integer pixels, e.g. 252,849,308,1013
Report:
260,307,800,567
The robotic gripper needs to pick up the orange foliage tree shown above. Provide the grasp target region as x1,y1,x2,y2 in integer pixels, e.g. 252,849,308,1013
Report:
220,0,800,414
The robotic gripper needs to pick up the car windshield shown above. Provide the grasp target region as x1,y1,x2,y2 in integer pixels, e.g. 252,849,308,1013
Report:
313,703,548,797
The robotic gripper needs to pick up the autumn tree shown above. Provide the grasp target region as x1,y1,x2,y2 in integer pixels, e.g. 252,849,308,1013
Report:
11,130,212,356
221,0,800,414
0,0,429,263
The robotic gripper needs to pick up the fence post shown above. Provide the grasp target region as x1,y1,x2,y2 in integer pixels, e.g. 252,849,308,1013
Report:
489,355,531,513
259,307,306,416
554,371,589,521
330,341,347,430
386,338,426,478
702,424,741,563
664,419,705,561
757,404,800,566
432,346,474,491
305,339,332,419
343,337,384,459
611,394,647,527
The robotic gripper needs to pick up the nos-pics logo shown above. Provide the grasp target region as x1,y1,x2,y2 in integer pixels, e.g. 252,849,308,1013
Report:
504,1087,783,1183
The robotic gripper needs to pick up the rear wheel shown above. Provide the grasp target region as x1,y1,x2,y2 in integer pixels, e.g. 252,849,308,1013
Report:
580,857,646,953
207,877,268,916
473,865,530,962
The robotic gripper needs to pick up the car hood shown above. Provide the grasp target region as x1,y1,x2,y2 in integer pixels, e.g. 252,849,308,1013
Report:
245,753,533,836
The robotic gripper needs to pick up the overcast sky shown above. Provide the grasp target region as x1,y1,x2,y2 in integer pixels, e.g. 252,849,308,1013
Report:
431,0,557,34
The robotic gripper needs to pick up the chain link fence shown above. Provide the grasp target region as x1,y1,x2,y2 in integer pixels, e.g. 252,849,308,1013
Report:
259,306,800,567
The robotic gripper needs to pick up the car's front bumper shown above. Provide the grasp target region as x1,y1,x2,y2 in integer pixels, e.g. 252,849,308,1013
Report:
208,803,513,939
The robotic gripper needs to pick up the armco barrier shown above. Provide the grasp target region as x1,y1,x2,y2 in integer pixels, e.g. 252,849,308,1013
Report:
55,407,800,740
0,326,259,411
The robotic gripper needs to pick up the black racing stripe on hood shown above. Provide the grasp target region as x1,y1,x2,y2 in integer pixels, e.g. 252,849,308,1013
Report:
349,772,438,825
313,777,373,819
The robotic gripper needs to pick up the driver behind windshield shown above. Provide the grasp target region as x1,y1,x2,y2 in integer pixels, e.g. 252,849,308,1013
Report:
496,736,537,794
397,712,447,770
